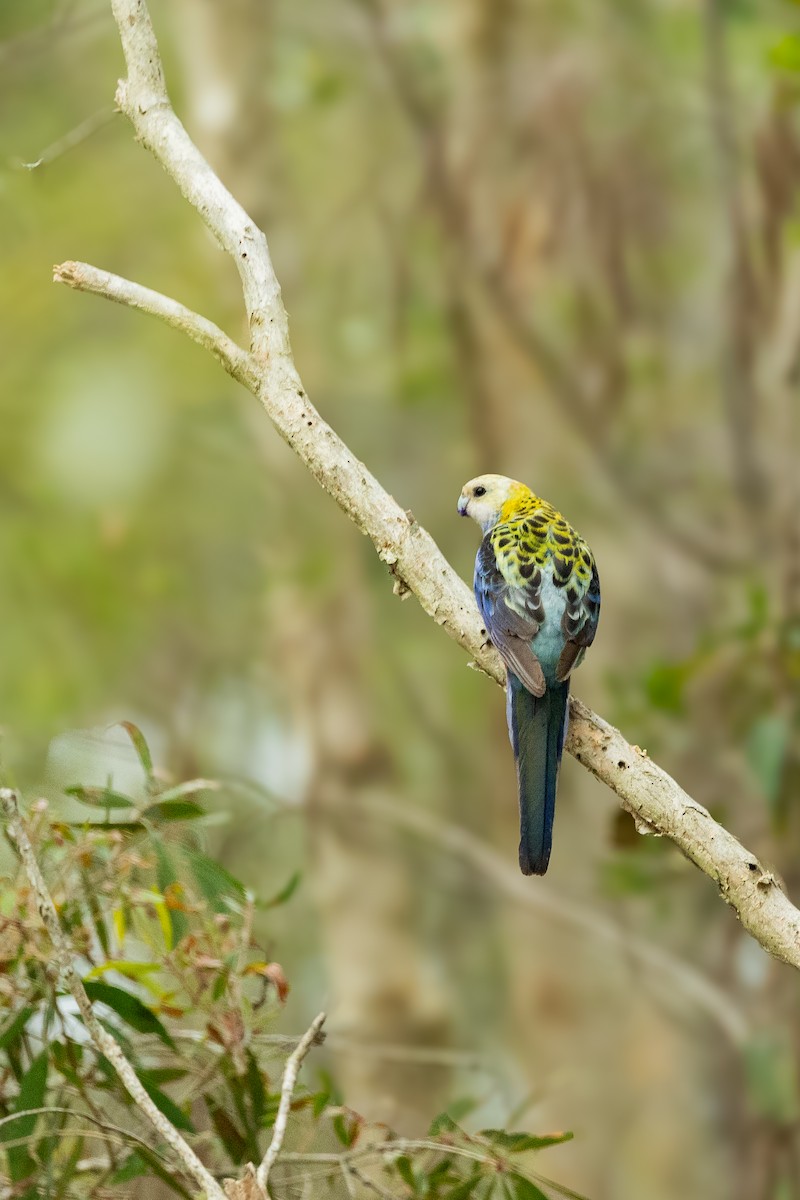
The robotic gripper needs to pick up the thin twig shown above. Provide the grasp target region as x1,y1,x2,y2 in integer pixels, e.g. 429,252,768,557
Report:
53,261,253,382
0,1104,180,1186
0,1105,160,1156
255,1012,327,1195
339,1160,359,1198
0,1129,145,1155
277,1136,508,1171
0,788,226,1200
346,1162,399,1200
15,105,117,170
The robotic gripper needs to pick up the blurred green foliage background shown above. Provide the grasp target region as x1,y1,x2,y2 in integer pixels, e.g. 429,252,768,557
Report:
2,0,800,1196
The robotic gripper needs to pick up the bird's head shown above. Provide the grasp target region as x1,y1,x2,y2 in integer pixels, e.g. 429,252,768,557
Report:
457,474,528,533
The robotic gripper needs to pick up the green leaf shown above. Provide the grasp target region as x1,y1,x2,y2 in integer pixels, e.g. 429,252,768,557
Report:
80,869,110,957
155,779,221,804
531,1179,591,1200
0,1006,33,1051
51,1134,84,1200
746,714,790,812
1,1049,49,1181
111,1152,150,1183
50,1041,83,1089
428,1158,456,1186
745,1031,800,1123
183,847,245,912
310,1068,341,1118
85,960,161,981
480,1129,574,1153
63,820,144,832
65,785,136,810
222,1065,260,1158
83,980,176,1049
262,870,301,909
118,721,154,780
246,1051,267,1130
643,660,689,715
138,1067,188,1087
205,1095,248,1164
430,1111,462,1137
602,855,658,898
144,799,207,823
445,1175,484,1200
508,1177,549,1200
396,1155,417,1191
769,33,800,73
140,1078,195,1132
151,836,189,945
430,1096,478,1135
211,965,231,1002
111,1148,194,1199
316,1069,342,1107
332,1112,360,1147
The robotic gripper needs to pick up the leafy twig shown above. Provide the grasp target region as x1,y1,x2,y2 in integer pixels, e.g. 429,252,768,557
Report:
0,788,226,1200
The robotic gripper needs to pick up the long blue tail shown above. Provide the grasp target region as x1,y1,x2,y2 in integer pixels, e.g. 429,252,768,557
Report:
506,672,570,875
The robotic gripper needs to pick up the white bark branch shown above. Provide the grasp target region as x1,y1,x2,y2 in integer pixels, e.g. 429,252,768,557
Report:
54,261,252,380
53,0,800,974
255,1012,327,1195
0,788,226,1200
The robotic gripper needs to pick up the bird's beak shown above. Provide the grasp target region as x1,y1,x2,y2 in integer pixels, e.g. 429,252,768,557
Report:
457,494,468,517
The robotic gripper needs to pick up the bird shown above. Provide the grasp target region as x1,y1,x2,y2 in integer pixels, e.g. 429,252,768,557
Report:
458,474,600,875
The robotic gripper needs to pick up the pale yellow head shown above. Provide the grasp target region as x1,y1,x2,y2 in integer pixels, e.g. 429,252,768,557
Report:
457,474,530,533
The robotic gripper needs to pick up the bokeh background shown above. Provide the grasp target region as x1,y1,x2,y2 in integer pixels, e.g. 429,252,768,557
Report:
2,0,800,1196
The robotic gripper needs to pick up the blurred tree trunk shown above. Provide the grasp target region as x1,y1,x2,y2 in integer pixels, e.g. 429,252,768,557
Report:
272,584,451,1132
169,0,451,1133
170,0,276,226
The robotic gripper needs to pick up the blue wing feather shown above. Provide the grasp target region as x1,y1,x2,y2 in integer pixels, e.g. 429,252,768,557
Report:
474,537,546,696
473,527,599,876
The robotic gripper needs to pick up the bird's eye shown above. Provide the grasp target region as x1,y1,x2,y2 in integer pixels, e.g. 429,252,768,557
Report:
474,485,486,497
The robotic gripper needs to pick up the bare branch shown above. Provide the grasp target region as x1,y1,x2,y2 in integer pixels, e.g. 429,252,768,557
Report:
345,1162,399,1200
567,699,800,970
54,261,253,382
147,1027,489,1071
0,1106,161,1156
109,0,280,361
256,1012,327,1195
0,788,226,1200
0,1104,173,1181
56,0,800,974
